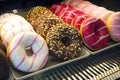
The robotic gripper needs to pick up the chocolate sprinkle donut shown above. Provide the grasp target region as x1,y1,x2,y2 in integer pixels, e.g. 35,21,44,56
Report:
46,24,82,61
27,6,54,28
33,16,64,39
27,6,65,39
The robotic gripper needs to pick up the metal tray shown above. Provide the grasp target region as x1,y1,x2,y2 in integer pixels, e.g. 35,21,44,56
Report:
10,47,90,80
8,10,120,80
83,41,120,55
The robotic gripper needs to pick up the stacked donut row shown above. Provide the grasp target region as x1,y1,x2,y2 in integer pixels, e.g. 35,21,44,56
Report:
50,4,110,50
27,6,82,61
0,13,49,72
62,0,120,42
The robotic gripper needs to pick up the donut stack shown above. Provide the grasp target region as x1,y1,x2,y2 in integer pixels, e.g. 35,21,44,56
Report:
63,0,120,42
50,4,110,50
0,13,49,72
27,6,83,61
27,6,64,39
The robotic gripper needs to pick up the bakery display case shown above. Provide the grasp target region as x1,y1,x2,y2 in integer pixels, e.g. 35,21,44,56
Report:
0,0,120,80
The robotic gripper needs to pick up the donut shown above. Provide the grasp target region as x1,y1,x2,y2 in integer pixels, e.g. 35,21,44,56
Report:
107,12,120,41
0,13,25,27
46,24,82,61
50,4,86,30
80,17,109,50
71,15,88,30
0,49,9,80
65,0,120,42
89,7,107,17
60,8,85,25
7,32,49,72
0,16,34,47
33,17,64,39
27,6,53,28
82,4,97,14
98,11,114,23
76,1,92,10
0,13,15,24
69,0,84,7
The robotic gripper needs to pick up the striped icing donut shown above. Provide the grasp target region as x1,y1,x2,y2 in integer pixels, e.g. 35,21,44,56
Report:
0,16,34,45
82,4,97,14
107,12,120,41
65,0,120,42
80,17,109,50
98,11,114,23
89,7,107,17
7,32,49,72
3,24,34,47
0,13,15,23
0,13,25,27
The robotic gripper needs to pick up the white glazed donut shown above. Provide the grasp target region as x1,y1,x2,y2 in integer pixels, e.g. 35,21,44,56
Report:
0,16,34,42
7,32,49,72
0,13,25,28
3,24,35,47
0,13,15,24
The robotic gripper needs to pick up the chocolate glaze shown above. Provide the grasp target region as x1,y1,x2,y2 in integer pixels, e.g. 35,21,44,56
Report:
46,24,82,61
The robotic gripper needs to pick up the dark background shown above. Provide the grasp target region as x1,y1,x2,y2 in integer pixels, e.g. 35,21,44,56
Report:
0,0,120,14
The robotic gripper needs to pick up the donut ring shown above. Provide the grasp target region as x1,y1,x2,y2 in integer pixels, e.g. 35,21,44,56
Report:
3,24,34,47
107,12,120,41
0,13,15,24
46,24,82,61
7,32,49,72
27,6,53,28
80,17,109,50
33,17,64,39
0,16,34,46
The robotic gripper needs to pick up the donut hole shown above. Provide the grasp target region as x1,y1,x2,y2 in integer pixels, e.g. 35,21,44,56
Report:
61,36,71,46
25,47,33,56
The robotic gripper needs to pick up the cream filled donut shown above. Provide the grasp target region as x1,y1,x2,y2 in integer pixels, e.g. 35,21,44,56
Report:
107,12,120,41
80,17,109,50
7,32,49,72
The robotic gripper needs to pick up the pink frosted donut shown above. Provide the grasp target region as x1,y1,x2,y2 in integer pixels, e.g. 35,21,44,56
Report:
60,9,85,24
69,0,84,7
71,15,88,30
107,12,120,41
61,0,73,4
80,17,109,50
98,11,114,23
76,1,92,10
82,4,97,14
89,7,107,17
7,32,49,72
50,4,85,25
